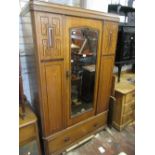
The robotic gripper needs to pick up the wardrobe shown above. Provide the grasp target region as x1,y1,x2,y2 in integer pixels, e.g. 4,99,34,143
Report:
21,1,119,154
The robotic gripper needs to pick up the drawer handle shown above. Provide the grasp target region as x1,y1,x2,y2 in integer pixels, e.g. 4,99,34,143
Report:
64,137,70,142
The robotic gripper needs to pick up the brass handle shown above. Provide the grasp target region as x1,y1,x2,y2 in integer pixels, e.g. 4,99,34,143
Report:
64,137,70,142
48,27,54,48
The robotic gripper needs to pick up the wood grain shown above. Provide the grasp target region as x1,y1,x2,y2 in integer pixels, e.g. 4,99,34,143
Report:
112,73,135,131
64,16,103,126
97,56,115,113
20,2,119,154
45,112,107,154
102,21,118,56
19,105,41,155
34,12,63,60
40,61,65,136
21,1,120,22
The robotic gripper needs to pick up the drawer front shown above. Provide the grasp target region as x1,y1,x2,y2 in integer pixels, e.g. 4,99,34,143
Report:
122,111,134,124
47,112,107,154
125,91,135,103
20,124,36,145
123,102,135,114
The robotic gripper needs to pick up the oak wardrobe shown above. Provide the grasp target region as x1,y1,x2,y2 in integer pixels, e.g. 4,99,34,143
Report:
21,1,119,154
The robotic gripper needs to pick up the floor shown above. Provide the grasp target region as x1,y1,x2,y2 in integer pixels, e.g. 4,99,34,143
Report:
66,124,135,155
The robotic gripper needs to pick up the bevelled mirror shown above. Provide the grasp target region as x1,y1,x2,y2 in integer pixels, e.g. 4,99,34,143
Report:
70,27,98,117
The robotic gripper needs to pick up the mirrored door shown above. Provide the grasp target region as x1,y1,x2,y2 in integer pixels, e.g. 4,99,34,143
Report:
70,27,98,117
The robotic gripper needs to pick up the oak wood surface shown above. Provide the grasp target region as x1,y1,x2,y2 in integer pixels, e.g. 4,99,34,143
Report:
19,105,41,155
40,61,65,136
19,105,37,128
125,91,135,103
21,2,119,154
20,123,36,145
45,112,107,154
112,73,135,131
122,111,134,124
112,92,123,126
102,21,118,56
64,16,103,126
123,101,135,114
31,11,66,137
21,1,119,22
34,12,64,61
112,91,135,131
97,56,115,113
115,73,135,94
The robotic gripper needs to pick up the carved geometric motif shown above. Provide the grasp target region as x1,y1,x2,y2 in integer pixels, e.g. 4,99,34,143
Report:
40,17,49,36
40,15,62,59
52,17,60,36
42,39,49,56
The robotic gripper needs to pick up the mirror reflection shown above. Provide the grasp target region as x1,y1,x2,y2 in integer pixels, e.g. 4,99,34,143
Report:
70,27,98,116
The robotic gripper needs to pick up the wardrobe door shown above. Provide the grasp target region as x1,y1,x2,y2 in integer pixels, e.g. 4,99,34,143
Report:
102,21,118,56
64,16,102,126
32,12,66,137
41,61,65,136
96,56,114,113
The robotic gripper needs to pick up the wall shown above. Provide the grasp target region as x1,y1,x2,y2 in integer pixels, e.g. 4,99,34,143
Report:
20,0,31,102
85,0,128,12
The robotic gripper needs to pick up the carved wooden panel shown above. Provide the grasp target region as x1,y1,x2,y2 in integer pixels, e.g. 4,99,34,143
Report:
35,12,63,60
102,21,118,55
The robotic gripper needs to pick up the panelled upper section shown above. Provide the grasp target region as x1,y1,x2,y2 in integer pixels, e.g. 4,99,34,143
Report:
21,1,119,22
102,21,118,55
33,12,63,60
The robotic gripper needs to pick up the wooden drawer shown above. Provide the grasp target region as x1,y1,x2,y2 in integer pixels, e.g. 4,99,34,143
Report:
122,111,134,124
123,102,135,114
19,124,36,145
125,91,135,103
46,112,107,154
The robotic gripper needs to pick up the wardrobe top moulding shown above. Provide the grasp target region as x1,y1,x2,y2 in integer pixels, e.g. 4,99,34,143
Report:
20,0,119,22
